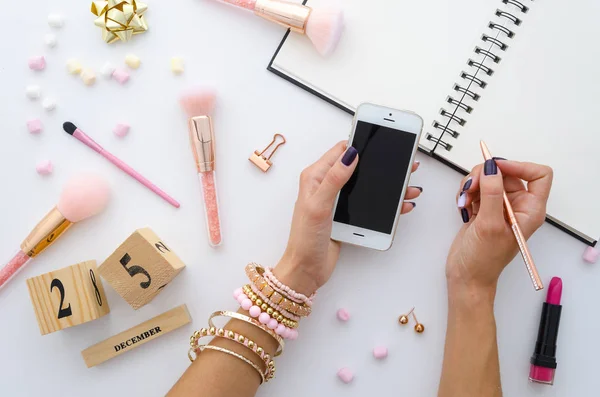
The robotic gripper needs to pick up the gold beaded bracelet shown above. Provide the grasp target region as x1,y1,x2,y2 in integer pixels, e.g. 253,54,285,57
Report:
189,327,276,382
208,311,284,356
192,344,266,384
246,263,311,317
242,284,299,329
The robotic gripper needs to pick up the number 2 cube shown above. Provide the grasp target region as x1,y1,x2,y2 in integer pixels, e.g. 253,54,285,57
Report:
27,260,110,335
98,228,186,310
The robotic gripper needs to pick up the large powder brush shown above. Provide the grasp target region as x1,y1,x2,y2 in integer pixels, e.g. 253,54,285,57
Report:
0,174,111,291
213,0,344,56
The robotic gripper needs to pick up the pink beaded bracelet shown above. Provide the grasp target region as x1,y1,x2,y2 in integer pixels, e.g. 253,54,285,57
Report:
249,283,301,322
234,288,299,340
264,267,315,307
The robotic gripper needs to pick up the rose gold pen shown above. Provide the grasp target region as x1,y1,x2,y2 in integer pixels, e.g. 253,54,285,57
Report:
480,141,544,291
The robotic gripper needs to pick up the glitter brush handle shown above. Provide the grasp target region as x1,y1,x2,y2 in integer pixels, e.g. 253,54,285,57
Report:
199,172,222,247
0,250,31,291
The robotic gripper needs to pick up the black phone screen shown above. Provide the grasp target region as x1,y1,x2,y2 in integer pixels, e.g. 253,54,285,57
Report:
333,121,417,234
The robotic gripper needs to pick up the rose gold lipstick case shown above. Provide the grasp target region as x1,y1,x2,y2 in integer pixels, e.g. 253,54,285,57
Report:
254,0,311,34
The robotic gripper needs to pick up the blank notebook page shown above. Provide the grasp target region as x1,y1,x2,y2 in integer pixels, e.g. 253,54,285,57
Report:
271,0,498,149
439,0,600,241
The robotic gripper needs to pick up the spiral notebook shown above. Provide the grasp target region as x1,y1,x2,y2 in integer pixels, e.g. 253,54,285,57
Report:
268,0,599,246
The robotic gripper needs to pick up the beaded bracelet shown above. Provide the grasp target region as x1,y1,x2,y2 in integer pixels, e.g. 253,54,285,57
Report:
246,263,311,317
242,284,300,325
189,327,276,381
264,267,315,307
208,311,284,356
192,344,266,384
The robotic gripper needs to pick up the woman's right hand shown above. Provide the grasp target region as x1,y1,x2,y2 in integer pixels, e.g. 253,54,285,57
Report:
446,159,553,292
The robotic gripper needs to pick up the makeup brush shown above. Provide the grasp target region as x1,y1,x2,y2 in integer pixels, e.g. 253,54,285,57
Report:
63,122,180,208
0,174,111,290
180,88,222,247
213,0,344,56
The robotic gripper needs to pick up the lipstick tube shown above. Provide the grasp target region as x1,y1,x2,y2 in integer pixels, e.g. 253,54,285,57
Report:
188,116,222,247
529,277,563,385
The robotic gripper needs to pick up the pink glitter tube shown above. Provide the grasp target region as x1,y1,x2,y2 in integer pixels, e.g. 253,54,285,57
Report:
0,250,31,291
218,0,257,11
199,172,222,247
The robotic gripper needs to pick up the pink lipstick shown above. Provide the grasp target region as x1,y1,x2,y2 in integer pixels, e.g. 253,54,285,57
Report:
529,277,563,385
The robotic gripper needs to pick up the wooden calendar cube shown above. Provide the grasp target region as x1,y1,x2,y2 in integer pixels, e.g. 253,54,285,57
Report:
98,228,185,310
27,260,110,335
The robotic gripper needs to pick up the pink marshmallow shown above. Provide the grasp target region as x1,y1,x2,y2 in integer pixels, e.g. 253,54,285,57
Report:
36,160,53,175
27,119,43,134
28,56,46,71
336,308,350,322
113,123,130,138
373,346,388,360
583,246,600,264
337,368,354,384
112,68,130,84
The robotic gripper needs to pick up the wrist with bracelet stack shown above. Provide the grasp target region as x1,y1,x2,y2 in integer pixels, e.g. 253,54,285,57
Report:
187,262,314,384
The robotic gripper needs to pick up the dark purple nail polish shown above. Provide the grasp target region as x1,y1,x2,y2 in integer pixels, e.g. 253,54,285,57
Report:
462,178,472,191
410,202,416,208
461,208,470,223
492,157,507,161
341,146,358,166
412,186,423,193
484,159,498,176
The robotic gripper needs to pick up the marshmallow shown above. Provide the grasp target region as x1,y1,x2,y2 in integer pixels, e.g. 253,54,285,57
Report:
112,68,130,84
171,57,184,74
81,69,96,86
44,33,57,48
372,346,388,360
48,13,64,28
336,308,350,322
28,56,46,71
66,59,82,75
337,368,354,384
583,246,600,264
125,54,141,69
26,85,41,100
36,160,54,175
42,98,56,112
27,119,43,134
100,62,116,78
113,123,130,138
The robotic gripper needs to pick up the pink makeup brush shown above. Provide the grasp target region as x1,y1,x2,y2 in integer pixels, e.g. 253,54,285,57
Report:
212,0,344,56
180,88,222,247
63,122,180,208
0,174,110,290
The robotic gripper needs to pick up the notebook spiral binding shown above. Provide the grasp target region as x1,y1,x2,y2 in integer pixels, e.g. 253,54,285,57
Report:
425,0,532,152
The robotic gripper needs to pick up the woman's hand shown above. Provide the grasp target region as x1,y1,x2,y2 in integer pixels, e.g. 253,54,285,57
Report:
274,141,422,295
446,159,553,293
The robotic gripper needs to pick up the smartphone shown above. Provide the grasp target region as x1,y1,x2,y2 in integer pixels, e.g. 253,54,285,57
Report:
331,103,423,251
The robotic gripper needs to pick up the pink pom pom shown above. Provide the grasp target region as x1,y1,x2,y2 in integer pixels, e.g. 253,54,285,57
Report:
241,299,252,311
258,312,270,324
337,368,354,384
336,308,350,322
267,319,278,330
275,324,286,335
57,173,110,222
249,306,261,318
233,288,243,298
372,346,388,360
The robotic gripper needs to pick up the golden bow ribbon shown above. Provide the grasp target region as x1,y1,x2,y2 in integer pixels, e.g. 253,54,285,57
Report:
91,0,148,44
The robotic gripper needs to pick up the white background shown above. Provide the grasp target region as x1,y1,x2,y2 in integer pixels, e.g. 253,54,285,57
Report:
0,1,596,396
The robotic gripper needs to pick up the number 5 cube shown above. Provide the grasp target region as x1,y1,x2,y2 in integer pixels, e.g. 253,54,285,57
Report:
27,260,110,335
98,228,186,310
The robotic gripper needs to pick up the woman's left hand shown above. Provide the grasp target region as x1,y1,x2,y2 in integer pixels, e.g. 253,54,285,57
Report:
274,141,422,295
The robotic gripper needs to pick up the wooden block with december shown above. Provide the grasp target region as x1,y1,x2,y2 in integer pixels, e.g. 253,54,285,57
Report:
27,260,110,335
98,228,185,309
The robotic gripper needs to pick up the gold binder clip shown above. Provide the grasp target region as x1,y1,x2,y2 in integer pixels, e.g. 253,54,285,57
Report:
249,134,286,172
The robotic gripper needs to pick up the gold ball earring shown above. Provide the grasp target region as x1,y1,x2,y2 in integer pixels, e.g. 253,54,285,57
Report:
412,311,425,334
398,307,415,325
398,307,425,333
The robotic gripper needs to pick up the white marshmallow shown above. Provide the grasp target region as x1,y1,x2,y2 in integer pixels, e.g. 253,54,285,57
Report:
81,69,96,86
43,98,57,111
48,13,64,28
66,59,82,75
44,33,57,48
100,62,116,78
125,54,141,69
171,57,184,74
26,85,41,100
